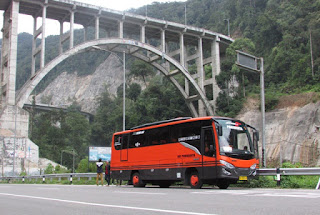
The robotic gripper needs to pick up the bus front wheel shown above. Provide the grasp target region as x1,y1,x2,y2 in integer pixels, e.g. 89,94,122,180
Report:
132,172,145,187
217,180,230,189
189,171,203,189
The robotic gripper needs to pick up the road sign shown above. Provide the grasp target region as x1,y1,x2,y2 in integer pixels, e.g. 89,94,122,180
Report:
236,50,258,72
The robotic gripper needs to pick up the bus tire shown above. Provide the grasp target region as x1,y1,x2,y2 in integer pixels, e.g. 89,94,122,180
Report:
132,172,145,187
217,180,230,189
189,171,203,189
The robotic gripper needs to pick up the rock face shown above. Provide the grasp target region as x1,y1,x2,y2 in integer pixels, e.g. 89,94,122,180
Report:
35,54,126,114
238,97,320,166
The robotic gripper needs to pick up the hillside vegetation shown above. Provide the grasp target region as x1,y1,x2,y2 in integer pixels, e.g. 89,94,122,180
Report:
2,0,319,170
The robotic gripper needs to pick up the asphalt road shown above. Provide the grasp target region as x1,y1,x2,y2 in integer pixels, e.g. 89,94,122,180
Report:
0,184,319,215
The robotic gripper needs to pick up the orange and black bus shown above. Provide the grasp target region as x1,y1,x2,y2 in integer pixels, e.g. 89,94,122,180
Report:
110,116,259,189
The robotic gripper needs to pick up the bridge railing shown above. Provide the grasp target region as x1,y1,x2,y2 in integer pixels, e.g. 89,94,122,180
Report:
1,168,320,189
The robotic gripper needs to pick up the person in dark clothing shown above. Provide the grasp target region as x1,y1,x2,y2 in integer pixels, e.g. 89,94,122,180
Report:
105,161,111,186
96,158,104,186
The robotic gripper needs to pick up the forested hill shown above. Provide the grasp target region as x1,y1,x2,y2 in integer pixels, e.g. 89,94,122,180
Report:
131,0,319,89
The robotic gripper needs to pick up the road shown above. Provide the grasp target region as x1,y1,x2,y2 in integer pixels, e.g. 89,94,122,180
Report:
0,184,319,215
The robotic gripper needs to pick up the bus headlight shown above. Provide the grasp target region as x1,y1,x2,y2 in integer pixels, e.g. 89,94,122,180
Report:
222,168,232,176
220,160,235,169
250,164,257,170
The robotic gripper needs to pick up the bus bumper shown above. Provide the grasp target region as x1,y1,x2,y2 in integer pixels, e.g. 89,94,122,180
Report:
218,166,257,181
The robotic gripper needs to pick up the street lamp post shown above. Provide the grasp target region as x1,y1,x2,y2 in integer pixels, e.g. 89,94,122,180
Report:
224,19,230,37
91,46,126,131
122,51,126,131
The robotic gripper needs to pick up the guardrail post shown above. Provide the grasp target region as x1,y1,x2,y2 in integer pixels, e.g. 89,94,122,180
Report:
276,168,281,186
70,175,73,184
316,177,320,190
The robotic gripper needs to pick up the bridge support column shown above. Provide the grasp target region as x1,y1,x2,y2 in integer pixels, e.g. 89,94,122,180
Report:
69,9,75,49
95,16,100,40
211,36,221,113
1,0,19,108
31,3,47,75
197,37,206,117
140,25,146,43
0,0,29,137
59,21,64,54
119,20,124,38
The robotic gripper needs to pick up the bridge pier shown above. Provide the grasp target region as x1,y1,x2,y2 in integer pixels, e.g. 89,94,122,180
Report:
0,0,29,138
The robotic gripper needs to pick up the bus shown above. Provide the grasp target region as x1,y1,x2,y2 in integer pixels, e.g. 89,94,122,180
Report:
110,116,259,189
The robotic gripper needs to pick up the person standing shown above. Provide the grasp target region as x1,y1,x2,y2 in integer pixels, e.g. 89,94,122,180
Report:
105,161,111,186
96,158,104,186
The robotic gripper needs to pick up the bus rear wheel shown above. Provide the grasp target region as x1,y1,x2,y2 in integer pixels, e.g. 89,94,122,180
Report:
189,171,203,189
132,172,145,187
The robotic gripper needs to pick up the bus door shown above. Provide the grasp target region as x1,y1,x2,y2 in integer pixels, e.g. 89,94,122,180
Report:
201,126,216,178
120,134,129,161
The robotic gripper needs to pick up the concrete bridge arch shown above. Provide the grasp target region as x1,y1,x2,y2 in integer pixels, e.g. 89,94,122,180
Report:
16,38,213,117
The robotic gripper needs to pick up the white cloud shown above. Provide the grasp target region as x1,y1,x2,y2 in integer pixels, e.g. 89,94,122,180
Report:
0,0,186,37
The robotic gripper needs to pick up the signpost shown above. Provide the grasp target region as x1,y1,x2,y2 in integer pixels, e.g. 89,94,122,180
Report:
236,50,266,167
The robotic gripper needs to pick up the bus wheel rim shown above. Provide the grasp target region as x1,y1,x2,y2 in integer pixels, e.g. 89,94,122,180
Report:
191,175,198,186
133,175,139,185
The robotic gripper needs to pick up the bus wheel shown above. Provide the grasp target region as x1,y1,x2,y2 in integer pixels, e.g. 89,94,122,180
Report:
132,172,145,187
190,172,203,189
217,180,230,189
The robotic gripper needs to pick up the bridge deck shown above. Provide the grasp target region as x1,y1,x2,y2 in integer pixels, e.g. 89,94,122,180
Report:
0,0,232,46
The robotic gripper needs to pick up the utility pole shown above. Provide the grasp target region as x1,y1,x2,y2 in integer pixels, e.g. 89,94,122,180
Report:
184,4,187,25
310,29,314,77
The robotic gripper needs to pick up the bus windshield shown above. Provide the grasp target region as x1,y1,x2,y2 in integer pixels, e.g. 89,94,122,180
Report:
216,119,254,159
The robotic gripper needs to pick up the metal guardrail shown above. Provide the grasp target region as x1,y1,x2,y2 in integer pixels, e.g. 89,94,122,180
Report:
257,168,320,176
0,173,97,182
1,168,320,189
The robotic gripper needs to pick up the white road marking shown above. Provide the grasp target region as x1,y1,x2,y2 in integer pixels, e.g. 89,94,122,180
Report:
114,191,167,195
191,190,320,199
252,193,320,199
0,192,217,215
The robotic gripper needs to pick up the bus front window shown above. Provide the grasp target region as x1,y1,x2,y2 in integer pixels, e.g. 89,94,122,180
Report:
217,119,254,159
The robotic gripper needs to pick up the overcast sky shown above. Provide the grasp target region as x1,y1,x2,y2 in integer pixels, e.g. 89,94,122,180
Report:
0,0,186,38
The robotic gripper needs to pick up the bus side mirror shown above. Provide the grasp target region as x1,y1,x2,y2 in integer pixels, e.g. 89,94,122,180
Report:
217,124,222,136
254,131,259,142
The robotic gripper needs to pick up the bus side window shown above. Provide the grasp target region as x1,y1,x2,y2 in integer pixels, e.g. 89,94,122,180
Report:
147,127,169,146
114,135,121,150
121,135,129,150
177,121,201,152
130,132,145,148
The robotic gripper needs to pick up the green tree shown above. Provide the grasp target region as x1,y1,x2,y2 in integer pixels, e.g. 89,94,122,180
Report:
129,60,154,85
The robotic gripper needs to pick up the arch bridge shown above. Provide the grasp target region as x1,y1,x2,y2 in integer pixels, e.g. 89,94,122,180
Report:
0,0,233,136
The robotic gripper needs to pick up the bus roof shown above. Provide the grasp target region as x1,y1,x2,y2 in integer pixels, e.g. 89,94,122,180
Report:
130,117,192,130
113,116,246,136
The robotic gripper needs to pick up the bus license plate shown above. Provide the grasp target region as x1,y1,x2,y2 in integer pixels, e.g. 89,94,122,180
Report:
239,176,247,181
